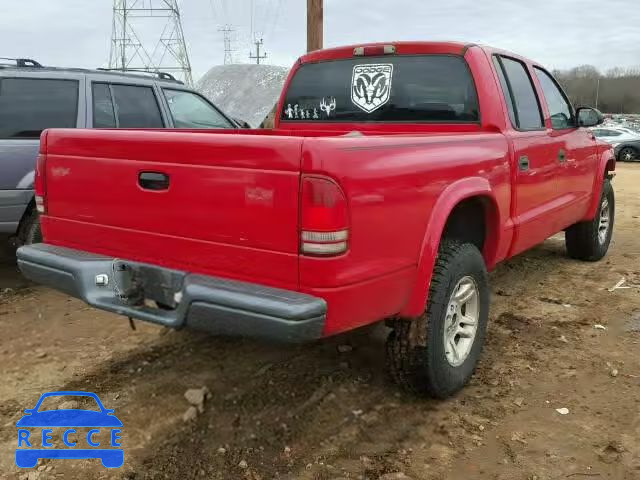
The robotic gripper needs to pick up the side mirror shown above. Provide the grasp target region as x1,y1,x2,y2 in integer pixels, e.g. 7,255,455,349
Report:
576,107,605,127
23,409,34,415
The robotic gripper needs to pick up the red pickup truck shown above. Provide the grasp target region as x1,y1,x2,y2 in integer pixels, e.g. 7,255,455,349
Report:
18,42,615,398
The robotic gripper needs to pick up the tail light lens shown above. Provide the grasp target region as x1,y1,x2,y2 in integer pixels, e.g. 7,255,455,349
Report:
300,176,349,256
34,154,46,214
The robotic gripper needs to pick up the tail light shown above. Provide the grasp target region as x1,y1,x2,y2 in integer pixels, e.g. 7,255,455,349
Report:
300,176,349,256
34,154,46,214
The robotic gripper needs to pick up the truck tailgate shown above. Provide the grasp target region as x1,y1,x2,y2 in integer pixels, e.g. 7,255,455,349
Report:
41,129,303,288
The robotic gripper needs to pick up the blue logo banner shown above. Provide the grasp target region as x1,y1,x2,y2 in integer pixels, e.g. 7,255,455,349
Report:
15,391,123,469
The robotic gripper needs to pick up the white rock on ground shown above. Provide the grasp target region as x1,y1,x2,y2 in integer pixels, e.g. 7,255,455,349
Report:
184,386,211,413
182,406,198,422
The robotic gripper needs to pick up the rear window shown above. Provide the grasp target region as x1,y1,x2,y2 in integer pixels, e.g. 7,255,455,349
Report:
0,78,78,139
281,55,479,123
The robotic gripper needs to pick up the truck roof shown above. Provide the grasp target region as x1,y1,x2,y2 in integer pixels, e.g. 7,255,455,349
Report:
298,41,528,65
300,41,473,63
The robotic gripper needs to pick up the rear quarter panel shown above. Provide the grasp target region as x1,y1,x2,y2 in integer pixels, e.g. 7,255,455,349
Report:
300,133,511,333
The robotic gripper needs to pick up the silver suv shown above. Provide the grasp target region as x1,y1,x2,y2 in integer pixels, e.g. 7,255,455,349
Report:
0,58,239,245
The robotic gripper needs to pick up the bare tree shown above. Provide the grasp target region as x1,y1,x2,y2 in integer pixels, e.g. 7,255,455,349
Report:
555,64,640,113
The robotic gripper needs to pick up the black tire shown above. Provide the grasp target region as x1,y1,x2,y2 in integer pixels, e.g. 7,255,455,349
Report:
17,208,43,246
618,147,637,162
565,179,614,262
386,241,489,398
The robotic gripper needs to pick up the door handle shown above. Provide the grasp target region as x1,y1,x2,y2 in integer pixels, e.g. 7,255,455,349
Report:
558,149,567,163
518,155,530,171
138,172,170,191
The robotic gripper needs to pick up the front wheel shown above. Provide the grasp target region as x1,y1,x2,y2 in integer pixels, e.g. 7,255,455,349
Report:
565,179,614,261
386,241,489,398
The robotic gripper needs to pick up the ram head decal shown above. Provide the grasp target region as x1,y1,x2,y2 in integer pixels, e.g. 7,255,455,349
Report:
351,64,394,113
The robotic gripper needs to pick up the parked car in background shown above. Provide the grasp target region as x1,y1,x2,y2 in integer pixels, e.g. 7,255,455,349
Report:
18,42,615,398
613,140,640,162
592,126,640,161
0,58,238,245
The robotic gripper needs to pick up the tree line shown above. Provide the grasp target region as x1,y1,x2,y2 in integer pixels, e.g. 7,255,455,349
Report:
552,65,640,114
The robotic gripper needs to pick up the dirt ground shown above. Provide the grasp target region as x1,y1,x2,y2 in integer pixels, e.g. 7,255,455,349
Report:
2,164,640,480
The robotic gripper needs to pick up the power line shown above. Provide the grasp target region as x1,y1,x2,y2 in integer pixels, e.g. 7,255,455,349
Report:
250,0,255,40
265,0,284,40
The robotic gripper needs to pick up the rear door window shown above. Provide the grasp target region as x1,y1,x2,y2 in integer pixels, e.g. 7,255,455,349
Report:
282,55,479,123
495,56,544,130
0,78,78,139
493,57,516,127
107,84,164,128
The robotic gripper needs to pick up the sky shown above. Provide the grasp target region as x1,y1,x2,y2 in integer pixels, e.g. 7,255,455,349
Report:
1,0,639,82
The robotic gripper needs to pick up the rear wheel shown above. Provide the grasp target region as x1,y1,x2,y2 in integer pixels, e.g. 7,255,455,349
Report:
565,179,614,261
618,147,637,162
386,241,489,398
17,207,42,246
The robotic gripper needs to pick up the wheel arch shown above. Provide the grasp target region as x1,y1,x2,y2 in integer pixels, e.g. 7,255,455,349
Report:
585,149,616,220
399,177,502,318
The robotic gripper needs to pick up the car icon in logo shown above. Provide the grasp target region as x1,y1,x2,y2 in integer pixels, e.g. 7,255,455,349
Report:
16,391,123,468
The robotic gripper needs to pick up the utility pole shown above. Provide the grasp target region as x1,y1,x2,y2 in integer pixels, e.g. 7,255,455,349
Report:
249,38,267,65
595,77,601,110
307,0,323,52
218,25,236,65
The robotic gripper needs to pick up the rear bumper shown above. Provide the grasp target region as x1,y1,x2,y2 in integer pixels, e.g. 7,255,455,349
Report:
17,244,326,342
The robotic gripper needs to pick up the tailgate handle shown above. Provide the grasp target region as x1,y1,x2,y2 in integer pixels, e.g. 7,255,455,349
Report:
139,172,170,191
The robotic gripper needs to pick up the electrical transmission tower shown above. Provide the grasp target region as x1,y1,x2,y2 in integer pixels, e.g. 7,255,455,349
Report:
109,0,194,86
249,38,267,65
218,25,236,65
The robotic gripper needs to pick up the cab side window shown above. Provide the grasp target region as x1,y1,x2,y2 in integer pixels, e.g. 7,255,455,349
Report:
534,67,576,129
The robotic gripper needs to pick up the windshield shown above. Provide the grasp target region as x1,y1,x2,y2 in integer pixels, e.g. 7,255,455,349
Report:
281,55,479,123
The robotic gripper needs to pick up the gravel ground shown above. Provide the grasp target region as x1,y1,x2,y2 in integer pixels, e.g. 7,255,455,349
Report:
1,164,639,480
